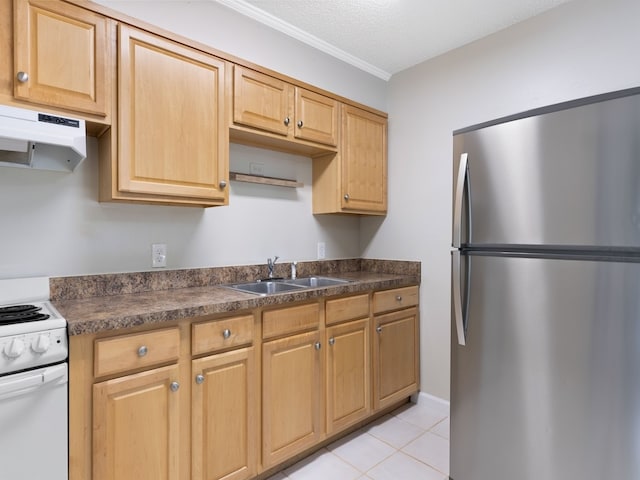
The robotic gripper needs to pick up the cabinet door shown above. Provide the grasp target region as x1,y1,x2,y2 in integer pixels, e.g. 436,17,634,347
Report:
373,307,419,410
262,330,323,468
93,364,181,480
326,318,370,434
294,87,338,146
233,66,290,136
118,25,228,202
13,0,110,116
192,347,257,480
341,105,387,213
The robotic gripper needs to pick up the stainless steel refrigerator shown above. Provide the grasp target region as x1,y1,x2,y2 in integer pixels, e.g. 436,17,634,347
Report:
450,87,640,480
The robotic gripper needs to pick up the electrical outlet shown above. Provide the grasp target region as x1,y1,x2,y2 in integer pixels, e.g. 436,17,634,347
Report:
152,244,167,268
317,242,326,260
249,162,265,176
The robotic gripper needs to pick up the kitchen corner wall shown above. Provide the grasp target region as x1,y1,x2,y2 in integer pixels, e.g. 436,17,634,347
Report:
361,0,640,399
0,0,387,279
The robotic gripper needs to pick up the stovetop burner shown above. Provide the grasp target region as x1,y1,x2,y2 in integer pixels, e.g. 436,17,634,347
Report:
0,304,50,324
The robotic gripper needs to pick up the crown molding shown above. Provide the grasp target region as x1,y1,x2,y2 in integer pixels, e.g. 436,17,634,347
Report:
213,0,392,81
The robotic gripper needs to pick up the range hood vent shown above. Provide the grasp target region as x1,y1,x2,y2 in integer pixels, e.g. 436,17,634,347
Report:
0,105,87,172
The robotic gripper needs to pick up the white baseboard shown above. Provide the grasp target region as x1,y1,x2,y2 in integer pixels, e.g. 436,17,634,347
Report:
411,391,450,415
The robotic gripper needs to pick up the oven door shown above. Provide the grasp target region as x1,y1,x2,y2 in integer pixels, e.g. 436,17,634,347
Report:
0,363,68,480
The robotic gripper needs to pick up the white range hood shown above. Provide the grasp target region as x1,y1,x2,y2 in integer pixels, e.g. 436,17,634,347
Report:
0,105,87,172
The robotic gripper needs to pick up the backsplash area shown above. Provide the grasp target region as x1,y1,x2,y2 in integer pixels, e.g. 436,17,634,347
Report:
50,259,420,301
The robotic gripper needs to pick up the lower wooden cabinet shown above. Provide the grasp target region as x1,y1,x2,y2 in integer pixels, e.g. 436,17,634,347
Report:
192,347,257,480
262,330,323,469
92,364,182,480
326,318,370,434
373,306,419,410
71,285,419,480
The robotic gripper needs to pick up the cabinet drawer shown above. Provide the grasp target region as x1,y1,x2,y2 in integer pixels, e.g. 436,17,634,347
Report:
373,286,419,314
325,294,369,325
94,328,180,377
192,314,254,355
263,303,320,339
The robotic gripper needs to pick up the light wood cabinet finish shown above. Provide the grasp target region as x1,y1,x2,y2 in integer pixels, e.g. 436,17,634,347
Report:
233,66,289,136
262,329,323,468
313,105,387,215
70,284,419,480
294,87,339,146
105,25,228,206
94,327,180,377
192,347,257,480
13,0,110,117
262,302,320,339
373,286,419,314
192,314,254,355
232,66,338,149
373,306,419,410
325,293,369,326
93,364,181,480
326,318,370,434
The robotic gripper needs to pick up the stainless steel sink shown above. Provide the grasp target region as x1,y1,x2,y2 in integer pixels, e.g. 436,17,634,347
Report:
284,276,351,288
226,276,351,295
227,281,306,296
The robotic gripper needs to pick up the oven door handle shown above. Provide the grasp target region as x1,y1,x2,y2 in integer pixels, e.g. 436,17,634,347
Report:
0,364,67,399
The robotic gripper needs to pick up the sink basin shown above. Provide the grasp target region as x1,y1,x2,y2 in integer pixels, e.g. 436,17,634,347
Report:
227,281,305,296
226,276,351,296
284,276,351,288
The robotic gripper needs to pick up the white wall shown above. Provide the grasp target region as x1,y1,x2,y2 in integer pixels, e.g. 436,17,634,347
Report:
0,0,388,278
362,0,640,399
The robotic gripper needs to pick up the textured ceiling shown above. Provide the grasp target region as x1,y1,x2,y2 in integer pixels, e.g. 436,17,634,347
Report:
215,0,574,80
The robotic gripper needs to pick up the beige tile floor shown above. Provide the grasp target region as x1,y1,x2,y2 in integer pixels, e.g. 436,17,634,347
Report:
267,396,450,480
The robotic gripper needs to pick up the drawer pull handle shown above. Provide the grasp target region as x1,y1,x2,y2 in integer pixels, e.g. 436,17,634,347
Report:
328,337,335,346
16,71,29,83
170,381,180,392
195,374,204,385
314,341,321,350
297,120,303,128
396,295,403,302
222,329,231,339
376,326,383,334
284,117,290,126
137,345,148,357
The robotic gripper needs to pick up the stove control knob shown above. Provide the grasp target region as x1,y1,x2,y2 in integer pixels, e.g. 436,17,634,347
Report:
32,335,51,354
4,338,25,358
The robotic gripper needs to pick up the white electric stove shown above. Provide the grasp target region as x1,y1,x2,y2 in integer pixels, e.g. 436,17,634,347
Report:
0,277,68,480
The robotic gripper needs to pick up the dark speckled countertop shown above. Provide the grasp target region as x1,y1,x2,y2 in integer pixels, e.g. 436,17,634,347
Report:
51,259,420,336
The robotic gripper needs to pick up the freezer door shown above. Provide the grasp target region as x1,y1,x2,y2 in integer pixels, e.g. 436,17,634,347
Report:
452,93,640,247
450,255,640,480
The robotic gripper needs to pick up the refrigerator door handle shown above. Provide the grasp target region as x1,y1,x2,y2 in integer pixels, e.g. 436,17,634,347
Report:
453,153,469,248
452,250,467,346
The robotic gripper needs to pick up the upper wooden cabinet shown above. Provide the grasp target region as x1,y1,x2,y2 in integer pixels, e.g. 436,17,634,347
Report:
13,0,111,117
232,66,339,151
99,25,229,207
313,105,388,215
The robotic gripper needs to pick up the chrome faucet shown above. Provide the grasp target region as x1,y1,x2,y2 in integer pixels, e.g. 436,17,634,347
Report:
267,256,279,278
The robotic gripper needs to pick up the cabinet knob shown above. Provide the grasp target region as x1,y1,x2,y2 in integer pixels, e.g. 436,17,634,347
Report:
314,341,321,350
170,381,180,392
137,345,148,357
16,71,29,83
344,194,350,201
396,295,403,302
297,120,303,128
376,326,383,334
328,337,335,346
284,117,290,126
222,329,231,339
219,180,227,189
195,374,204,385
